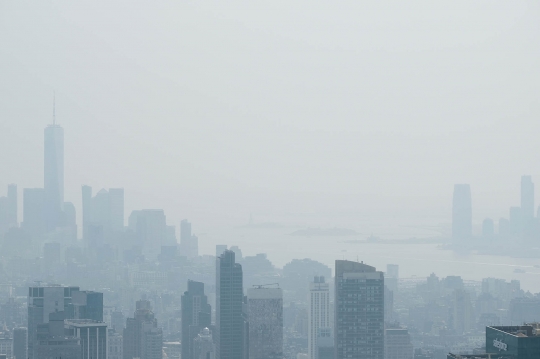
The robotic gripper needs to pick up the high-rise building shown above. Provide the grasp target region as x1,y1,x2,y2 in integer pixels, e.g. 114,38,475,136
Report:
22,188,46,237
35,311,80,359
182,280,211,359
521,175,535,219
44,123,64,231
180,219,199,259
65,319,108,359
82,186,125,243
385,328,413,359
128,209,166,259
68,290,104,322
308,276,330,359
12,327,27,359
27,285,80,359
452,184,472,240
452,289,474,335
247,286,283,359
335,260,384,359
123,300,163,359
193,327,215,359
108,329,123,359
216,250,245,359
316,328,334,359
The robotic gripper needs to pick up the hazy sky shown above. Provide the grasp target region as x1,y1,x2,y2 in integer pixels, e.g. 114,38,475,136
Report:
1,1,540,232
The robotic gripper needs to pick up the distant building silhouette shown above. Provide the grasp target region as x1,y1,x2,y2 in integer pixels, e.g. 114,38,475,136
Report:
82,186,124,243
247,286,283,359
182,280,211,359
180,219,198,259
216,250,245,359
334,260,384,359
128,209,167,259
452,184,472,240
22,188,46,237
308,276,330,359
482,218,495,238
44,123,64,231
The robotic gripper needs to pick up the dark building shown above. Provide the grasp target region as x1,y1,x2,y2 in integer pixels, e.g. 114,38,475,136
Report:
448,323,540,359
452,184,472,240
334,260,384,359
216,250,245,359
123,300,163,359
67,290,104,322
181,280,211,359
12,327,27,359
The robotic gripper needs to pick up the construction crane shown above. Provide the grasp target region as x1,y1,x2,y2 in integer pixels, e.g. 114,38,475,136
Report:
252,283,280,289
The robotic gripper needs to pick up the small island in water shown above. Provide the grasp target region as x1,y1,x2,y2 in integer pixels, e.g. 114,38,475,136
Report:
290,227,359,237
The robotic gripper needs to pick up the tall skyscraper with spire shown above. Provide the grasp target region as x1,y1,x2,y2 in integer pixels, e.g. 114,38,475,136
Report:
44,96,64,231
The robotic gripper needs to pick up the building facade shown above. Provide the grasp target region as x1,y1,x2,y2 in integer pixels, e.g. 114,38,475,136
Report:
247,286,283,359
334,260,384,359
182,280,211,359
308,276,330,359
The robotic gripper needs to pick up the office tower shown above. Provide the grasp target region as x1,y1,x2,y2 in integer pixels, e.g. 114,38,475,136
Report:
181,219,199,259
521,175,535,219
68,290,104,322
22,188,46,237
128,209,166,258
111,311,125,332
36,311,80,359
108,329,123,359
316,328,334,359
509,206,523,235
65,319,108,359
82,186,125,243
27,285,80,359
193,327,215,359
216,244,227,257
216,250,245,359
452,184,472,240
12,327,27,359
182,280,211,359
109,188,125,231
482,218,495,238
452,289,474,335
308,276,330,359
384,328,413,359
247,286,283,359
335,260,384,359
123,300,163,359
44,122,64,231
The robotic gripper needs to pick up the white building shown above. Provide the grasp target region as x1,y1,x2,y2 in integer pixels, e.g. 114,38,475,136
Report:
308,276,330,359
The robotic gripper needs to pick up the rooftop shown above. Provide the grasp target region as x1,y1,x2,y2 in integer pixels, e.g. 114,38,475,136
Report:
488,323,540,338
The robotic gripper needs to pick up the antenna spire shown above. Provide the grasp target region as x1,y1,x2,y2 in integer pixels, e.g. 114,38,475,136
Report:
53,92,56,125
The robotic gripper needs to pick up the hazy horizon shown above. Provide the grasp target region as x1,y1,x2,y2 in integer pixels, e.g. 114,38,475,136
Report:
2,1,540,241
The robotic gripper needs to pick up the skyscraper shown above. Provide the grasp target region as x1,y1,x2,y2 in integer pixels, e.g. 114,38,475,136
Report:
182,280,211,359
308,276,330,359
216,250,245,359
193,327,215,359
181,219,198,259
0,184,17,237
27,285,80,359
12,327,27,359
335,260,384,359
22,188,46,237
521,175,534,219
247,286,283,359
123,300,163,359
452,184,472,240
82,186,125,244
44,122,64,232
65,319,108,359
128,209,166,259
